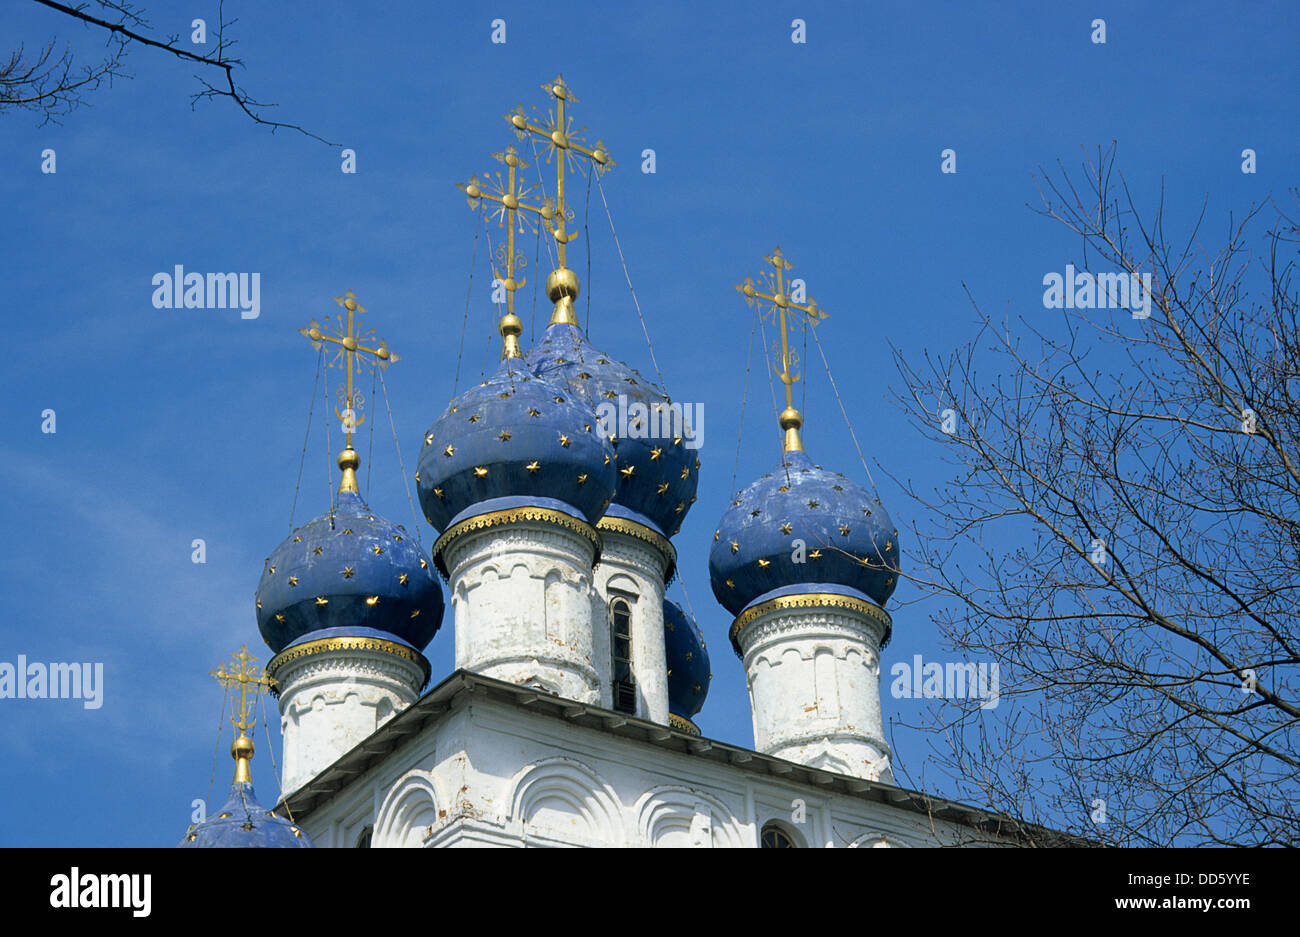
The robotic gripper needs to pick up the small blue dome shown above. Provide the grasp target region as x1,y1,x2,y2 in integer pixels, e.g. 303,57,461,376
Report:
664,600,710,722
178,782,313,848
708,450,900,617
528,323,700,538
255,490,443,655
417,355,617,535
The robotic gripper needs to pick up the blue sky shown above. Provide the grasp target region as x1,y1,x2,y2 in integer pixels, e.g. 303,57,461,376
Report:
1,0,1294,845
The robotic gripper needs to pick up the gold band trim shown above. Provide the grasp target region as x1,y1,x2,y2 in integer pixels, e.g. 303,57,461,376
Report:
729,592,892,656
596,515,677,582
267,636,430,685
668,713,701,735
433,505,601,575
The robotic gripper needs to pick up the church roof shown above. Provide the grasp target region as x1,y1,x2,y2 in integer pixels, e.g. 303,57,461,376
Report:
275,669,1084,847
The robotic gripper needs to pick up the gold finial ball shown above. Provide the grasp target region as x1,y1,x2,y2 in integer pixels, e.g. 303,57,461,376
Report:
593,150,607,164
499,313,523,338
465,182,481,198
343,336,358,351
779,407,803,431
546,267,580,303
503,193,519,210
377,347,390,360
552,83,567,100
511,114,528,130
344,297,357,311
502,277,518,291
338,447,361,472
505,152,519,168
231,734,255,761
308,327,322,340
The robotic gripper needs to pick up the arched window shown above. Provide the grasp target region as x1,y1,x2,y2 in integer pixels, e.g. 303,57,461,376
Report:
760,823,797,848
355,825,373,848
610,597,636,714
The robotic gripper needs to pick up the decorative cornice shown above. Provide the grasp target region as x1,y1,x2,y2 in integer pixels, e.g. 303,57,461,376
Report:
729,592,892,657
668,713,700,736
433,506,602,577
268,636,430,687
596,516,677,582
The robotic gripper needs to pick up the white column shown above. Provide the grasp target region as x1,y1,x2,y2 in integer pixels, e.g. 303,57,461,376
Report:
270,640,427,794
441,518,600,704
735,597,893,782
591,524,671,723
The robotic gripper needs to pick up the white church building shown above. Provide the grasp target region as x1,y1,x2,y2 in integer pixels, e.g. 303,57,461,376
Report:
181,77,1067,849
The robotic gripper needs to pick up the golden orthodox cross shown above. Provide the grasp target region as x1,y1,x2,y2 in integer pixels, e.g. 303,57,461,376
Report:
735,247,829,412
299,290,399,451
505,75,613,273
209,645,276,736
458,145,555,321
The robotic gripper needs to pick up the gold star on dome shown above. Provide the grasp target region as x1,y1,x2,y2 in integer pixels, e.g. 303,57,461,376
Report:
468,414,479,423
554,395,564,403
650,447,662,460
315,596,329,606
343,528,354,535
885,540,893,551
365,596,380,606
424,433,434,446
373,545,384,555
414,472,420,483
657,482,669,495
443,444,455,458
603,454,611,465
474,466,489,477
807,500,819,509
268,565,275,574
275,613,285,622
292,536,302,543
499,430,512,442
419,558,428,569
780,523,792,535
832,484,843,491
559,434,570,447
288,576,298,587
399,574,409,586
713,530,720,541
751,509,761,517
411,609,421,618
620,465,635,478
577,473,588,484
810,549,823,560
256,599,262,610
730,540,739,554
757,558,770,568
603,390,617,399
450,404,460,413
840,524,850,536
526,461,541,472
528,408,541,417
673,436,683,447
313,547,323,556
433,487,444,499
685,651,693,661
778,485,790,493
725,579,735,588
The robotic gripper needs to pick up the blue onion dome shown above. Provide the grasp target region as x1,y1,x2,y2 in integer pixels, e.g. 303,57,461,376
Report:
664,599,711,734
708,409,900,628
527,303,700,541
179,735,312,848
255,451,444,656
417,315,617,562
